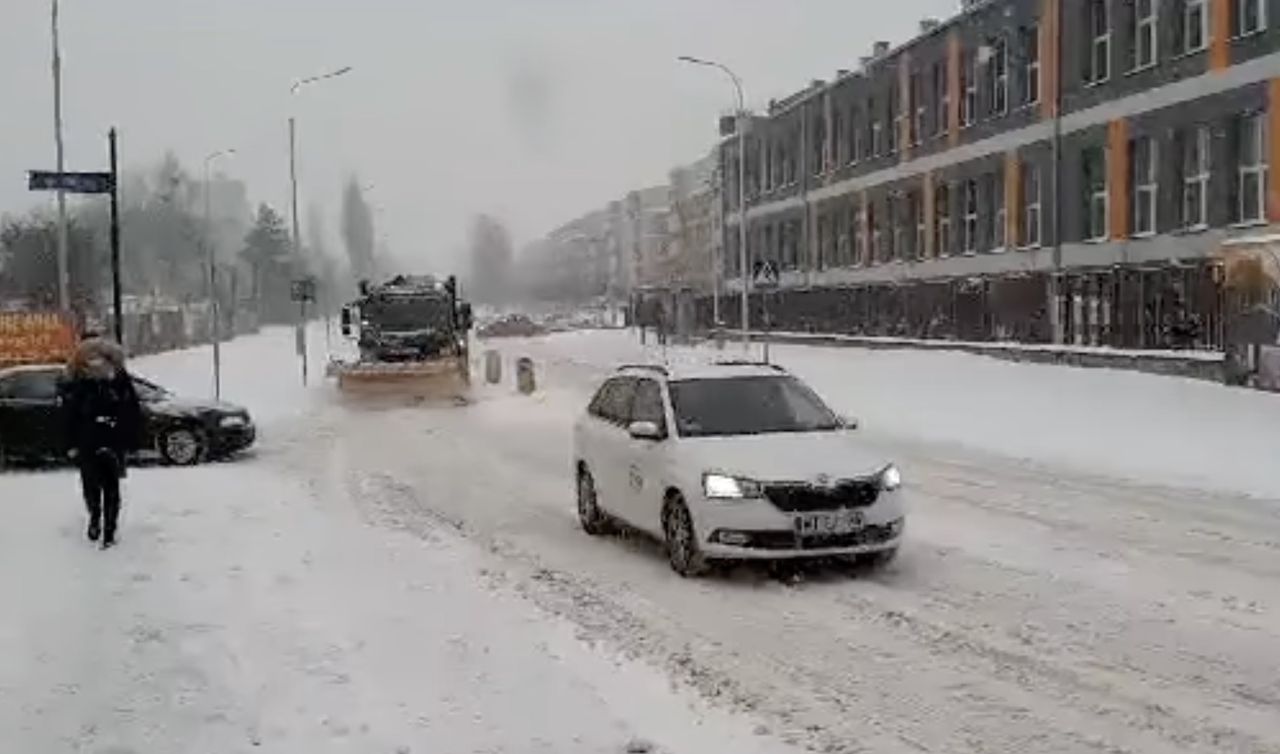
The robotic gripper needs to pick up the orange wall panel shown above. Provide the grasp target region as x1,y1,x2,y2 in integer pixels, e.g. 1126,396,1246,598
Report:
1210,0,1232,71
1108,119,1131,240
1040,0,1059,119
947,32,961,147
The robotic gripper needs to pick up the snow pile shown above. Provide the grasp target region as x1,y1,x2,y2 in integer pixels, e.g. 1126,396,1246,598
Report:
515,329,1280,500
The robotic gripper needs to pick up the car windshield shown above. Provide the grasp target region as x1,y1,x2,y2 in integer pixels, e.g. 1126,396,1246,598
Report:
668,375,842,437
365,298,451,331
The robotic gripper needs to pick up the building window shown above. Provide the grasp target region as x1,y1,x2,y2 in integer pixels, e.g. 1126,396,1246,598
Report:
832,108,846,166
1021,162,1042,248
962,178,979,253
1237,112,1268,224
887,90,900,155
851,108,864,163
911,72,925,146
1130,135,1158,236
1129,0,1158,71
935,183,952,257
911,191,925,260
868,203,882,265
1087,0,1111,84
888,194,903,262
853,205,865,265
961,51,977,127
1021,25,1041,106
933,60,949,137
869,96,882,157
991,172,1007,250
1236,0,1267,36
1184,0,1208,53
1181,125,1211,229
988,37,1009,116
1083,146,1109,241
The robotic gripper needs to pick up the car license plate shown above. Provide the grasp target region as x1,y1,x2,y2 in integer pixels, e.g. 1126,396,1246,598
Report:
793,510,865,536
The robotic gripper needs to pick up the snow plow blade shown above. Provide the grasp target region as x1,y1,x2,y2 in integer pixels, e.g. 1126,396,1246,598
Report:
328,360,470,403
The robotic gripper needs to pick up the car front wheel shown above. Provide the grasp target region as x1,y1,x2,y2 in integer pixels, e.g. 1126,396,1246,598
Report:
160,426,205,466
576,467,612,536
662,494,708,577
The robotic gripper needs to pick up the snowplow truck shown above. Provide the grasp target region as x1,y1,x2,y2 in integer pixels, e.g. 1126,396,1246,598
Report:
330,274,473,399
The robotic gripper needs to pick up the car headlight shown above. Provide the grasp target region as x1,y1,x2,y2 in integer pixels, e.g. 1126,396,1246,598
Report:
219,415,246,428
880,464,902,491
703,473,763,500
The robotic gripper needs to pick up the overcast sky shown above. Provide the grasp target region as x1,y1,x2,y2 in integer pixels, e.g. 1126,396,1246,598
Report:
1,0,955,269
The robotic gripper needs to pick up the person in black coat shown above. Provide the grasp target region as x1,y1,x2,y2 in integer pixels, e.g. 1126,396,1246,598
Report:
60,336,142,549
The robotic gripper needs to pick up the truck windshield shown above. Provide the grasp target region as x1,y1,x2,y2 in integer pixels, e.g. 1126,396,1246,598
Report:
365,298,451,331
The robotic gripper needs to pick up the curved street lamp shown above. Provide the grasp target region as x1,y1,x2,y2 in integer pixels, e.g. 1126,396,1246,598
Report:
679,55,749,346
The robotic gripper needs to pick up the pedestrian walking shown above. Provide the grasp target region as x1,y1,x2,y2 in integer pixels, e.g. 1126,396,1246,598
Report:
60,336,142,549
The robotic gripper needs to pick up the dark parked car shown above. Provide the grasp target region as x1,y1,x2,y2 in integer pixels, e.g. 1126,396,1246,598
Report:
0,364,255,467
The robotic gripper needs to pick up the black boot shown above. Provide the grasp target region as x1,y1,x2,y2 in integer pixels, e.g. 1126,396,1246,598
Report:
101,530,116,550
87,517,101,542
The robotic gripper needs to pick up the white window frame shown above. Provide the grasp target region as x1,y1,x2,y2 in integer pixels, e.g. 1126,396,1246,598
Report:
851,110,864,164
1182,125,1211,230
963,179,979,254
936,184,952,257
935,62,950,138
1132,0,1158,71
1237,0,1267,37
871,119,883,157
890,195,905,261
1184,0,1209,53
961,53,978,127
1131,135,1158,237
1088,0,1112,84
869,205,882,265
1024,26,1041,106
853,206,866,266
1238,112,1269,224
912,74,926,146
988,37,1009,116
993,173,1008,251
913,192,926,260
1022,163,1043,249
1085,147,1109,242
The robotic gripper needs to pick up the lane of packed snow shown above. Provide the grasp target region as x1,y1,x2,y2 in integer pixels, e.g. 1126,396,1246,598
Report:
0,325,799,754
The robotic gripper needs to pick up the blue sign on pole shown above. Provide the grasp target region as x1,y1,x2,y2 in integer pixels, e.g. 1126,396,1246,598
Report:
27,170,115,194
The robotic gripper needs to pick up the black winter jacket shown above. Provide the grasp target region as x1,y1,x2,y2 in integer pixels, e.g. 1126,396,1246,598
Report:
60,372,143,455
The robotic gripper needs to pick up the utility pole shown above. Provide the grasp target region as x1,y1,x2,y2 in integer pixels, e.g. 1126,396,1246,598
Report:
204,149,235,400
109,129,122,345
51,0,70,313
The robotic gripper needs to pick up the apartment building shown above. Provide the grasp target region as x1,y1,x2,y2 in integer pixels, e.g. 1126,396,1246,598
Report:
721,0,1279,348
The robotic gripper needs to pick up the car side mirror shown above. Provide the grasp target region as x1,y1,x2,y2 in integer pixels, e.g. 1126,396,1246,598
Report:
628,420,665,441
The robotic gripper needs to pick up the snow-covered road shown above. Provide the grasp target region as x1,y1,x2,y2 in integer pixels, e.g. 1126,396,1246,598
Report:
4,326,1280,753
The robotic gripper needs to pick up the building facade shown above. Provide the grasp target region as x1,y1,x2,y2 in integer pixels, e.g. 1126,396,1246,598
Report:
721,0,1280,349
664,152,723,292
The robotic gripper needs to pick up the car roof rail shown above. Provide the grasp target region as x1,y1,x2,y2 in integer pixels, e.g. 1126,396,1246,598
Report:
616,363,669,375
711,359,787,372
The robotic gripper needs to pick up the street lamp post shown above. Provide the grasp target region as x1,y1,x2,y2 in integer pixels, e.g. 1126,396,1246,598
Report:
678,55,749,348
203,148,235,401
50,0,70,313
288,65,352,386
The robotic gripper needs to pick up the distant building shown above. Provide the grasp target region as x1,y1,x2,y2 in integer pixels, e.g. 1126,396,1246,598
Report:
664,152,722,292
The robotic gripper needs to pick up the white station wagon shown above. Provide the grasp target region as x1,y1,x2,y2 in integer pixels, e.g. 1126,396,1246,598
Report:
572,361,906,576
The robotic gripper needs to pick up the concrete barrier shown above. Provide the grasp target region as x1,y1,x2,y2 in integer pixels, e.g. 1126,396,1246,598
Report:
484,350,502,384
516,357,536,394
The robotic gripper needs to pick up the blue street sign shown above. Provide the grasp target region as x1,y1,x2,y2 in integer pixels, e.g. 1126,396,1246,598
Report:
28,170,115,194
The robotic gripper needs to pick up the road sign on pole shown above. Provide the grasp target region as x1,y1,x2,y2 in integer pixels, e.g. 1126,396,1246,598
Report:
28,170,114,194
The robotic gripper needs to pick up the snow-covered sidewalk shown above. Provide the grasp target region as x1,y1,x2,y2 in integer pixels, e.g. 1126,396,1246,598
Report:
0,327,794,754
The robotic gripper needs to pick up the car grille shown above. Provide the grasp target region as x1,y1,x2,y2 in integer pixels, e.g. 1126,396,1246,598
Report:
764,479,880,512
